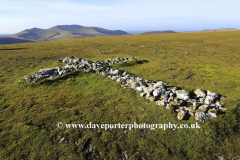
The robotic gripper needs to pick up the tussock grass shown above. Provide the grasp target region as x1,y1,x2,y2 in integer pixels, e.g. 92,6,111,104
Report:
0,31,240,159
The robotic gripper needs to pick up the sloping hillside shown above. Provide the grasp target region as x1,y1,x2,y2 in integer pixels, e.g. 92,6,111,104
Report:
0,36,34,45
12,25,130,42
0,25,130,44
0,34,10,36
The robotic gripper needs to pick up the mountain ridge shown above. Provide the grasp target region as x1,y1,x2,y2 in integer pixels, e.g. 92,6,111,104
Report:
0,25,130,44
182,28,240,33
1,26,240,45
0,36,34,45
140,30,176,34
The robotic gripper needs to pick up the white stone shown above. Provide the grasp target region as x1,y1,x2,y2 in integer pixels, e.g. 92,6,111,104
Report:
135,86,143,92
194,89,206,98
112,69,119,75
146,93,150,99
215,102,225,107
195,112,210,122
154,81,167,88
207,90,219,98
156,100,167,106
140,93,146,97
111,76,118,80
208,111,217,118
175,90,190,101
205,96,215,104
47,76,54,80
122,71,128,76
153,88,166,97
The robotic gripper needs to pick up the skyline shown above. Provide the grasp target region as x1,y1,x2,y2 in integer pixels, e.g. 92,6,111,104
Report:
1,0,240,34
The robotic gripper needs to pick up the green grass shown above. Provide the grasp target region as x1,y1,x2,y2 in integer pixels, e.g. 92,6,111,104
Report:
0,31,240,159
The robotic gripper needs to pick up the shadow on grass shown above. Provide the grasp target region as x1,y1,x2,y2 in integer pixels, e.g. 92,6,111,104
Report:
0,48,27,51
37,70,87,86
112,60,149,67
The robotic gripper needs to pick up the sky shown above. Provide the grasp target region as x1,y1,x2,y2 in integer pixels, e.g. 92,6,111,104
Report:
1,0,240,34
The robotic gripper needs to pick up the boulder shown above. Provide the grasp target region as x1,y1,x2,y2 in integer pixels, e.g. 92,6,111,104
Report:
101,72,107,76
188,111,195,116
47,76,54,80
82,60,91,65
139,81,147,87
30,74,36,79
146,83,154,88
168,97,174,102
146,93,150,100
196,105,209,113
111,76,118,81
204,96,215,104
140,93,146,97
154,81,167,88
215,102,225,107
85,69,94,73
161,94,169,100
169,101,180,106
194,89,206,98
135,86,143,92
220,96,226,100
189,99,197,104
199,98,205,103
208,108,218,117
38,75,45,79
165,104,171,109
112,69,119,75
195,112,210,122
121,79,127,85
122,71,129,76
149,96,156,102
175,90,190,101
24,76,31,80
153,88,166,97
116,78,122,83
130,82,140,89
177,110,188,120
135,77,142,83
156,100,167,106
143,87,155,94
193,102,199,108
207,90,219,98
58,71,63,76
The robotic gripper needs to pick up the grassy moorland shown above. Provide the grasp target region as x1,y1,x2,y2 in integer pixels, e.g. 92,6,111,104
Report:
0,31,240,159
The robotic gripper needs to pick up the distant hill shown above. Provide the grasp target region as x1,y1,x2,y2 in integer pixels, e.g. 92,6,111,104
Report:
140,30,176,34
200,28,240,32
182,28,240,33
0,34,11,36
0,37,34,45
126,31,147,35
0,25,130,44
13,25,131,41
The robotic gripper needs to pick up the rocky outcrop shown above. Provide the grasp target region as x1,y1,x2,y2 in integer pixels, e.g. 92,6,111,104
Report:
23,56,227,122
24,56,137,82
